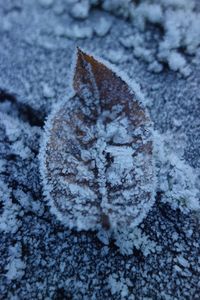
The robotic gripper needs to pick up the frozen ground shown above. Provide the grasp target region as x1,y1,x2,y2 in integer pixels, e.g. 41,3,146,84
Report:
0,0,200,299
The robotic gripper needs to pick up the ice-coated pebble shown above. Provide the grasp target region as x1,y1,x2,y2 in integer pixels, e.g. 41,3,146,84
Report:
70,0,90,20
94,17,112,37
42,83,55,98
38,0,54,8
148,61,163,73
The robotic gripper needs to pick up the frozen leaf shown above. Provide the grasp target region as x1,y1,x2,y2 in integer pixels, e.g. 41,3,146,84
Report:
40,48,155,232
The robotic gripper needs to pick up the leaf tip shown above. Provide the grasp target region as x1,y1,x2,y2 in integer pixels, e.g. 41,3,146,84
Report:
73,47,95,93
76,46,82,56
76,46,87,61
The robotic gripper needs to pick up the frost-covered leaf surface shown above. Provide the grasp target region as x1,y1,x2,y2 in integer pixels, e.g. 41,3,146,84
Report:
0,0,200,299
40,49,155,232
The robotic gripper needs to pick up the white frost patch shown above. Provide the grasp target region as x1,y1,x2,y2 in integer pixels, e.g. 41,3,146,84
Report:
6,258,26,281
5,243,26,281
0,182,21,234
114,227,157,256
42,83,55,98
91,0,200,75
93,17,112,37
154,131,200,213
0,113,42,233
11,140,32,159
54,24,93,39
70,0,90,20
105,49,127,64
108,273,130,298
102,0,133,19
38,0,53,8
166,51,191,77
176,256,190,268
148,61,163,73
133,3,163,30
97,228,111,245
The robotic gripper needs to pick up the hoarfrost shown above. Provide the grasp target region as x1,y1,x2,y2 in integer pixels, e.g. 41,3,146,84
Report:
6,258,26,281
114,227,157,256
154,131,200,212
0,182,21,234
176,255,190,269
38,0,54,8
0,112,42,232
93,17,112,37
55,23,93,39
89,0,200,75
5,243,26,281
70,0,90,20
42,83,55,99
108,273,129,297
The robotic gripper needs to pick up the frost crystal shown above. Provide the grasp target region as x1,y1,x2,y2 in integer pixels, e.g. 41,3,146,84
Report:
40,49,156,233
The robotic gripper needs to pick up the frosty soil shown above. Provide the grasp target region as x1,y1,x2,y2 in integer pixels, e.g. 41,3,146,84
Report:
0,0,200,299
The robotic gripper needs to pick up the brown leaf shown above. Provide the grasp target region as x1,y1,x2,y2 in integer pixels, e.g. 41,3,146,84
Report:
41,49,155,232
